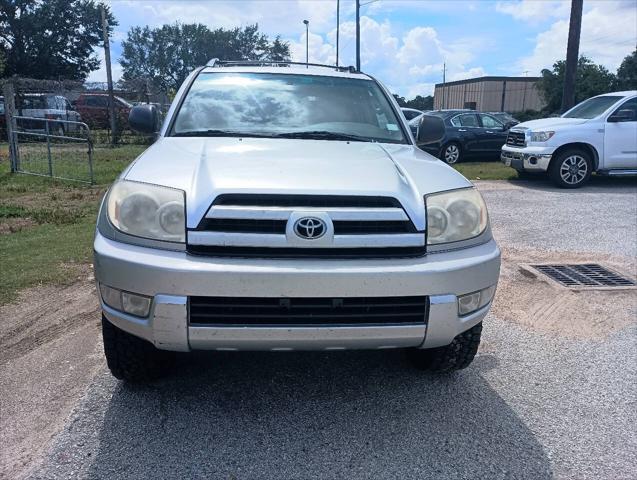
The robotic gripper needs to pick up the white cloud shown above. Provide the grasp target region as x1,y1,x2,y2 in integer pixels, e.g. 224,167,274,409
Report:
495,0,570,22
518,0,637,73
108,1,505,97
116,0,337,36
449,67,487,82
87,49,123,83
286,16,487,97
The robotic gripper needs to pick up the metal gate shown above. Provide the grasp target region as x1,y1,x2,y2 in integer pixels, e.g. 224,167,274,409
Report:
9,116,94,184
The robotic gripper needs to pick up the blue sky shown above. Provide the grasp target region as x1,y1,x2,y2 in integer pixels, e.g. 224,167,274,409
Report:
92,0,637,97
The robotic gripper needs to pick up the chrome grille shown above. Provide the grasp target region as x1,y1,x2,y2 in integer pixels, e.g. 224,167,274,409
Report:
187,194,425,258
506,131,526,147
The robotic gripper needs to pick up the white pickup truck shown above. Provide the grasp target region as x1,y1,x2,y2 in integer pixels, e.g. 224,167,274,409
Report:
501,91,637,188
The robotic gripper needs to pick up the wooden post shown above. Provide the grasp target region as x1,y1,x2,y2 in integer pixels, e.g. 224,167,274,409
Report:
3,82,18,172
561,0,583,113
101,6,118,145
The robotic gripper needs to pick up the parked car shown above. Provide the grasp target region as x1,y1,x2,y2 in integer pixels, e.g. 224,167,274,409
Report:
74,93,132,129
94,61,500,382
486,112,519,129
8,94,81,135
501,91,637,188
414,110,510,164
401,107,424,120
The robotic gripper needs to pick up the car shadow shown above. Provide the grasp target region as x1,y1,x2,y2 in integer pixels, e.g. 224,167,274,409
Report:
507,174,637,193
79,350,552,479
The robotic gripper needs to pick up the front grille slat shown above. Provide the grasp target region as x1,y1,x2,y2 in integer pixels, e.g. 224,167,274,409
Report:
506,131,526,147
189,194,425,258
189,296,429,326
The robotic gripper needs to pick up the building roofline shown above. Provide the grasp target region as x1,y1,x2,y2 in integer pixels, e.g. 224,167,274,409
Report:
435,76,541,88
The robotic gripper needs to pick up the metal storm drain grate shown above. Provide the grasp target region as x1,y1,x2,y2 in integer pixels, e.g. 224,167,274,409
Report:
530,264,636,289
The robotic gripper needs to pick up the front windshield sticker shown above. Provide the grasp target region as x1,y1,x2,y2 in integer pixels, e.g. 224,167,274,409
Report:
387,124,399,131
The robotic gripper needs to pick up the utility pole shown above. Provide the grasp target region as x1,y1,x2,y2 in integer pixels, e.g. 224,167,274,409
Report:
355,0,361,71
441,62,446,109
303,20,309,68
336,0,340,67
561,0,583,113
101,6,117,145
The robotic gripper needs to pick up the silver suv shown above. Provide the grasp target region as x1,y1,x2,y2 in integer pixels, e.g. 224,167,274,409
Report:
94,61,500,382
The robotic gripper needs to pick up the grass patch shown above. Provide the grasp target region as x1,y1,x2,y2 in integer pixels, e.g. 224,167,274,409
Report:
453,161,517,180
0,144,145,304
0,220,96,304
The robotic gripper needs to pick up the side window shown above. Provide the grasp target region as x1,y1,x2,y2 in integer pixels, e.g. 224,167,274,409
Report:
452,114,479,127
610,98,637,121
480,114,503,129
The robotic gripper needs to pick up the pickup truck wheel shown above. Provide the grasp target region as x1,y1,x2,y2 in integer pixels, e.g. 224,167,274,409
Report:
441,142,462,164
407,322,482,372
102,315,174,382
549,149,592,188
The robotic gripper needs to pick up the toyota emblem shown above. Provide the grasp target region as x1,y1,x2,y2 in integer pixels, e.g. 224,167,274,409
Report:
293,217,327,239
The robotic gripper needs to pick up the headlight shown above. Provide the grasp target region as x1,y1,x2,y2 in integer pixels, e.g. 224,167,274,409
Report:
426,188,488,245
530,131,555,142
107,180,185,242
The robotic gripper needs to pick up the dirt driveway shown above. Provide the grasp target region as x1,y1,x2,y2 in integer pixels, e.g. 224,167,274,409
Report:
1,178,635,479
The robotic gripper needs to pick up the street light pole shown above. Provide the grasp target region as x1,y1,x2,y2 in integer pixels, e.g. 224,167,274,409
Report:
303,20,309,68
355,0,361,71
336,0,340,67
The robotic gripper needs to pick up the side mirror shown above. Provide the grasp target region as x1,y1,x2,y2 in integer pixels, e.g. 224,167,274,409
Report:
128,104,161,134
417,115,446,145
503,121,516,130
608,109,635,123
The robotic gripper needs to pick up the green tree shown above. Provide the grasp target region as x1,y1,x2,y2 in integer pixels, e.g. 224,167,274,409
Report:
405,95,434,111
537,56,616,113
0,0,116,80
615,50,637,91
392,94,407,107
120,23,291,92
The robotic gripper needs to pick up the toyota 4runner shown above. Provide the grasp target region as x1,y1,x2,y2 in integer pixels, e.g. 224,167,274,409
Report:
94,61,501,382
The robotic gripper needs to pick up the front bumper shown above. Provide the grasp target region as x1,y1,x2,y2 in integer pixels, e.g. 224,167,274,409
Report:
501,145,554,172
94,232,500,352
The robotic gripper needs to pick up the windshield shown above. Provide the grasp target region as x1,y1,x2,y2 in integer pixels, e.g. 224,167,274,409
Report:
171,72,407,143
562,96,622,119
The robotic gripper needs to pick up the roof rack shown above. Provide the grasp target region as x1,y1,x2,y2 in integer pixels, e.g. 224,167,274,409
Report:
205,59,359,73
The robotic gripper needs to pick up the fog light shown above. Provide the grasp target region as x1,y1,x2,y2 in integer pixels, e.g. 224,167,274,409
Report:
100,284,122,311
121,291,152,317
99,284,151,318
458,284,497,316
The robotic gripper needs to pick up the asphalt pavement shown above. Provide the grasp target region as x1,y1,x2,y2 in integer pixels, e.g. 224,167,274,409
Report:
28,176,637,480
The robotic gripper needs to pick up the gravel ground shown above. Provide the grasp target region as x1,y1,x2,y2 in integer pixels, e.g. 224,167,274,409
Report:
21,177,637,479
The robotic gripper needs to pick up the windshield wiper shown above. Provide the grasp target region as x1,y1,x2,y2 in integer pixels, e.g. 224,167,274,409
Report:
272,131,371,142
172,129,275,138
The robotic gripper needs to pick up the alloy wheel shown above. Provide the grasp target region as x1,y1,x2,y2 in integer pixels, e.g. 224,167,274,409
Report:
559,155,588,185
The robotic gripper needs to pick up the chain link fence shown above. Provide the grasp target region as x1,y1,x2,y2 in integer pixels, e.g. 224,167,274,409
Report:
2,76,170,148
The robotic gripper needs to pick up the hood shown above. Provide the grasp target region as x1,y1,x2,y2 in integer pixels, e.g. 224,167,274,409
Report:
124,137,471,229
514,117,588,130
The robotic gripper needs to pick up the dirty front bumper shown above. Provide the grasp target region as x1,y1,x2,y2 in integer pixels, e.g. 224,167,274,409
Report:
94,232,500,352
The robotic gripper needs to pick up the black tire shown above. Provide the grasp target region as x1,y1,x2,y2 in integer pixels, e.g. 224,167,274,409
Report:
102,315,174,382
440,142,462,164
548,148,592,188
407,322,482,372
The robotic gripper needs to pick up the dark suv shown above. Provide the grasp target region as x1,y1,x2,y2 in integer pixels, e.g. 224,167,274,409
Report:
415,110,510,164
